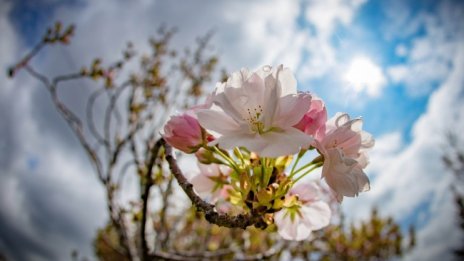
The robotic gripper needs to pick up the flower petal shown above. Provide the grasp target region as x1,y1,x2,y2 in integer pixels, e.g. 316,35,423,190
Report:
290,182,321,202
258,128,313,157
276,66,297,96
353,165,370,192
226,68,251,88
196,109,240,135
213,132,267,151
322,148,359,198
197,163,220,177
190,173,215,197
361,131,375,149
301,202,331,230
214,87,248,123
262,73,280,128
274,211,312,241
273,93,312,128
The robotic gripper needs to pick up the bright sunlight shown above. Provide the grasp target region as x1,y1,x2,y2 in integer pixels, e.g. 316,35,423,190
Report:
344,56,386,97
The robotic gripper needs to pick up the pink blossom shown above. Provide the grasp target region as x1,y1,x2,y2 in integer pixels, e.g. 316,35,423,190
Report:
293,96,327,141
274,182,331,241
196,65,313,157
316,113,375,202
163,111,205,153
190,163,231,202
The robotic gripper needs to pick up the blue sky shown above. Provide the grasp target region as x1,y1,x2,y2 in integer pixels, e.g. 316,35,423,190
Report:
1,0,463,260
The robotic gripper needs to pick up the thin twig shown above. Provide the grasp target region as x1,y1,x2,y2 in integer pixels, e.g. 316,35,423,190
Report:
159,173,174,250
86,88,108,147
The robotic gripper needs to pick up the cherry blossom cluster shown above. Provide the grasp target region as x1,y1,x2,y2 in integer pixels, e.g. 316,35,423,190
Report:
163,65,374,241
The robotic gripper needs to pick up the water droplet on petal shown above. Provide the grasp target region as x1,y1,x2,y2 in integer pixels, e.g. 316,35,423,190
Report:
263,65,272,72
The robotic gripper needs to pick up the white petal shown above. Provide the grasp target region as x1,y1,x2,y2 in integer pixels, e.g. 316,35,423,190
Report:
356,152,370,169
255,65,273,79
273,93,311,128
350,118,363,132
196,109,240,135
214,81,226,94
197,163,220,177
226,68,250,88
214,132,266,151
274,211,312,241
290,182,321,202
190,174,215,197
214,88,248,123
262,73,280,128
301,202,331,230
353,165,370,192
326,112,349,131
293,222,313,241
335,113,351,127
258,128,313,157
361,131,375,149
277,66,297,96
242,73,266,106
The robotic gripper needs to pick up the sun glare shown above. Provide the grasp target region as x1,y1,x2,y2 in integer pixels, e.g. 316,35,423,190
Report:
344,56,386,97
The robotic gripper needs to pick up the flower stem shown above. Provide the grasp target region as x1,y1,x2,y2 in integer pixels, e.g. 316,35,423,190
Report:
289,150,305,177
213,146,241,173
292,162,323,184
289,154,323,178
289,161,314,178
234,147,245,166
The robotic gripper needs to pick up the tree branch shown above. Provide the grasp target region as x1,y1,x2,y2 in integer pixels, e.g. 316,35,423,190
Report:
163,138,262,229
141,139,164,261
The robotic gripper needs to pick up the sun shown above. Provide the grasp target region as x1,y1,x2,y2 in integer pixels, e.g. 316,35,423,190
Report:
344,56,386,97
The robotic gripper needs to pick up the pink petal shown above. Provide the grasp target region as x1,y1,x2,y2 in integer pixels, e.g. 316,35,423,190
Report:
322,148,359,197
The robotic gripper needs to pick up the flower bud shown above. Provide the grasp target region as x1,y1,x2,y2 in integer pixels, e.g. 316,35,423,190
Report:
164,112,205,153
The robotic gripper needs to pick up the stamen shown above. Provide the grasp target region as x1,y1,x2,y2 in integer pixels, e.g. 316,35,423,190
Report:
243,105,265,134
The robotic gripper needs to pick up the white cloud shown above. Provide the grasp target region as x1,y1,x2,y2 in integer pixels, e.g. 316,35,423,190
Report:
305,0,367,37
343,56,386,97
0,8,107,253
395,44,408,57
223,0,301,69
387,59,450,96
386,1,463,96
344,35,464,261
299,0,368,80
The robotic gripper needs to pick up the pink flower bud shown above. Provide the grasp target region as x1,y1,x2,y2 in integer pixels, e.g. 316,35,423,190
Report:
164,112,205,153
293,97,327,141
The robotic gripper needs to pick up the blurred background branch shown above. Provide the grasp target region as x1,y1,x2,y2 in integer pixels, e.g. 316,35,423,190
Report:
442,132,464,258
